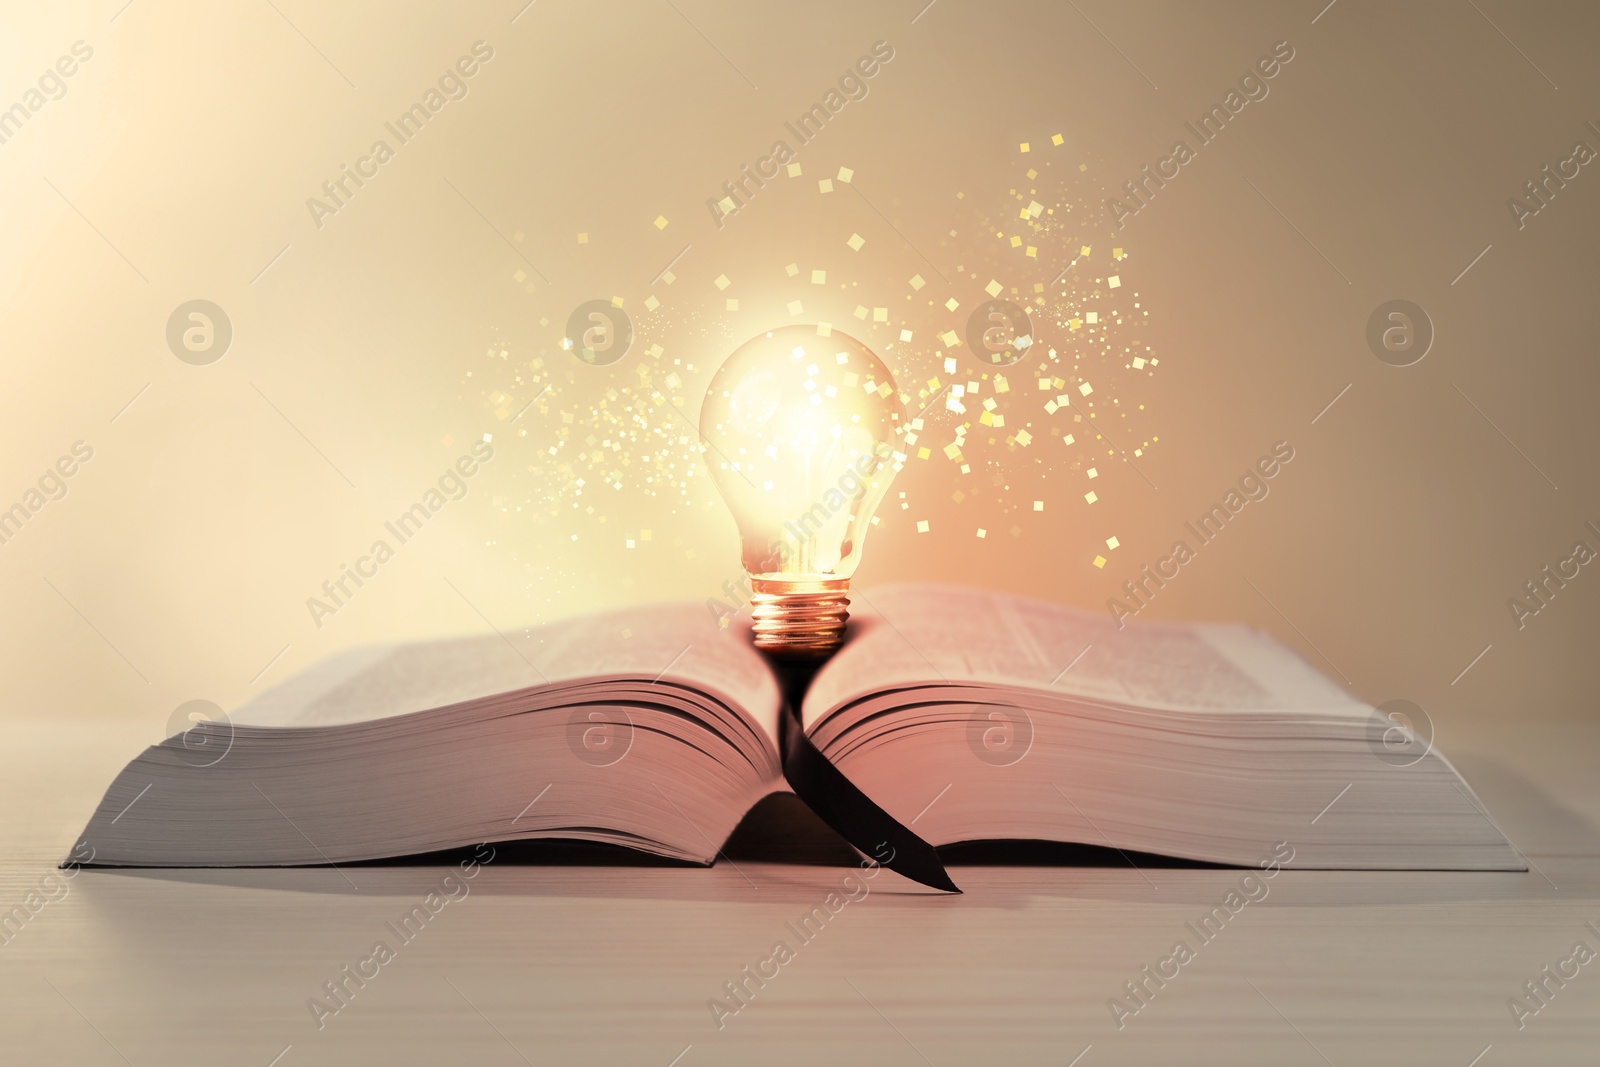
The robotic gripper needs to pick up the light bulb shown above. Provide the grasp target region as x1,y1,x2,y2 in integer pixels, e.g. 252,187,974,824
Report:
699,326,905,657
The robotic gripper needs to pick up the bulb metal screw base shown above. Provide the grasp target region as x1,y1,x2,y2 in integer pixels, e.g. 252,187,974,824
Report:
749,577,850,657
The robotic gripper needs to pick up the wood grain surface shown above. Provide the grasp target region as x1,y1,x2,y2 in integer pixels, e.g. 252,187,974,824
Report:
1,712,1597,1065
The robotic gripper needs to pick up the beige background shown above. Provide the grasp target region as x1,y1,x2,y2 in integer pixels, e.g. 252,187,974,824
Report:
2,1,1598,739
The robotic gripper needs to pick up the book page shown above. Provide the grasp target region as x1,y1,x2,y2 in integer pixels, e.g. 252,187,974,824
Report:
232,602,781,746
805,582,1361,728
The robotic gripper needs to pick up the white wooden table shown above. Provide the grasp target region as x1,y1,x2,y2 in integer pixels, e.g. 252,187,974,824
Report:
2,711,1597,1065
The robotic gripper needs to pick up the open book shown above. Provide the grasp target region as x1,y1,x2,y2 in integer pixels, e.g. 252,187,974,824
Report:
74,583,1523,871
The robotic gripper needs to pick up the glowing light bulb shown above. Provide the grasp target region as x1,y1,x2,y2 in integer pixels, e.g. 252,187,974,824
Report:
699,326,904,657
